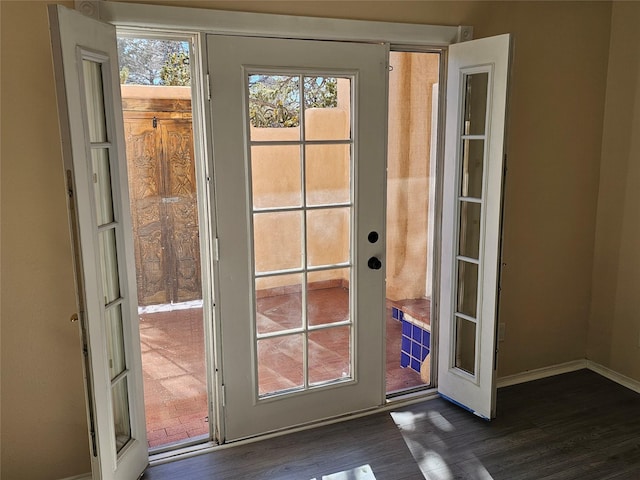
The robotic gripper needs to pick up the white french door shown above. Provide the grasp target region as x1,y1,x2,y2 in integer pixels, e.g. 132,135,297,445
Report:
438,34,511,419
208,35,388,441
49,6,147,479
50,0,511,466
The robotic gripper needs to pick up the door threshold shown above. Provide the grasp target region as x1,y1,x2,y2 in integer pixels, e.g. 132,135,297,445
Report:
148,387,440,468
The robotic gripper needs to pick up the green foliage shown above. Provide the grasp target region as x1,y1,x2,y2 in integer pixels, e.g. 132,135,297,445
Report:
117,38,190,86
119,66,129,84
160,52,191,86
303,77,337,110
249,75,338,128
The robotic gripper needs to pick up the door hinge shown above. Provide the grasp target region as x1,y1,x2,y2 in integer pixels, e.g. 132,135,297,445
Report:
214,237,220,262
65,170,74,198
90,429,97,457
152,116,158,129
206,73,211,101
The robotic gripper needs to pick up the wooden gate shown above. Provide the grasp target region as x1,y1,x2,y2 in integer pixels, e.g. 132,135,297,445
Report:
122,88,201,306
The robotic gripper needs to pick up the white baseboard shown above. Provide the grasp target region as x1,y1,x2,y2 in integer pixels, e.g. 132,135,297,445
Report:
59,473,91,480
586,360,640,394
497,359,588,388
497,358,640,395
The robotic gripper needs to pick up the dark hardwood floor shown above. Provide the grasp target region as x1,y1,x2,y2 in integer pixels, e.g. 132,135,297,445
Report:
143,370,640,479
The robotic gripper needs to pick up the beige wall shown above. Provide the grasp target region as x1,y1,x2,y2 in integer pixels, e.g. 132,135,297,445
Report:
0,1,617,478
1,1,93,479
588,2,640,381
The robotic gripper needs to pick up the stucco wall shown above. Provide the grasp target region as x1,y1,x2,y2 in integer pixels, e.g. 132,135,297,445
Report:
1,1,614,478
588,1,640,381
386,52,439,301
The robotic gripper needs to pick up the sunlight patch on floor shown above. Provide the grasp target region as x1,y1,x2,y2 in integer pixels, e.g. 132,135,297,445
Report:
311,464,376,480
138,299,203,314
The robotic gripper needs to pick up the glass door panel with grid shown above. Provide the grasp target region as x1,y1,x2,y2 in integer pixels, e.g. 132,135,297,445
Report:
250,73,354,398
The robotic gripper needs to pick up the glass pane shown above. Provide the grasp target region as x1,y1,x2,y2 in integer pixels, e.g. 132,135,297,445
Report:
309,326,351,384
456,260,478,318
92,148,114,226
304,76,350,140
458,201,481,260
308,268,350,327
106,304,126,379
251,145,301,209
99,228,120,304
463,72,488,136
118,38,191,86
82,60,107,143
454,317,476,375
257,334,304,396
307,208,350,267
305,144,351,206
248,75,301,136
253,211,302,273
460,139,485,198
255,274,303,334
112,377,132,453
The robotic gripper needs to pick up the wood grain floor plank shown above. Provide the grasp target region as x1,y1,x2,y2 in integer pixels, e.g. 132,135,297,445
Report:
144,369,640,479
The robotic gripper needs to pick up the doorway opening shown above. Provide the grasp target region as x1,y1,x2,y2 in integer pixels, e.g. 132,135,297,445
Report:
117,34,209,450
116,31,442,447
385,51,440,395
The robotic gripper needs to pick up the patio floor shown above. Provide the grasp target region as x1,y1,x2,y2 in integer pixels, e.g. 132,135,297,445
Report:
139,289,430,449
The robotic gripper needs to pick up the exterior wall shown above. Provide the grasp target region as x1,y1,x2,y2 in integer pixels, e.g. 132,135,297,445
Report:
386,52,439,301
250,79,352,290
588,1,640,381
0,1,613,478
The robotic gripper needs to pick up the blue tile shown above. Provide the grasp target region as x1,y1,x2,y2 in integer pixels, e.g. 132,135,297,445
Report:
411,341,421,359
400,352,410,368
421,347,430,361
401,320,411,336
399,310,405,321
410,358,421,373
392,307,399,320
412,324,422,341
423,330,431,347
401,336,411,354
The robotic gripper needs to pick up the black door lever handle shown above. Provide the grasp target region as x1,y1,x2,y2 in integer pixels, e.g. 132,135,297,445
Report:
368,257,382,270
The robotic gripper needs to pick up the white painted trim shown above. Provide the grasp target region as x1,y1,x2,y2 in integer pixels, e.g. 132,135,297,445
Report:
496,360,588,388
99,1,464,46
59,473,92,480
497,359,640,395
75,0,99,19
587,360,640,394
149,388,440,467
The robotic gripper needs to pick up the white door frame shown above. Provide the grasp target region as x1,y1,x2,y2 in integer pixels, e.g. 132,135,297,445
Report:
64,0,513,460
